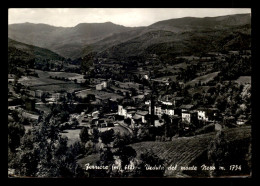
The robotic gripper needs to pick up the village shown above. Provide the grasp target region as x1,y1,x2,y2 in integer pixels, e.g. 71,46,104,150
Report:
8,49,252,146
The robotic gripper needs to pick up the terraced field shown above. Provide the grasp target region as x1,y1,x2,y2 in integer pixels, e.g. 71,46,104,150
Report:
76,126,251,177
131,126,251,177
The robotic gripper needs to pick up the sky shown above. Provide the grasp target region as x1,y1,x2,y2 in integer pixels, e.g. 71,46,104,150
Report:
8,8,251,27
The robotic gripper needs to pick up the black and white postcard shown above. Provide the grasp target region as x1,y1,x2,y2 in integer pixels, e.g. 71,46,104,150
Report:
8,8,252,178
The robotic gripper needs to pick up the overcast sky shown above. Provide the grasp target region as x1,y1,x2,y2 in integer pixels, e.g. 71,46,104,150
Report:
8,8,251,27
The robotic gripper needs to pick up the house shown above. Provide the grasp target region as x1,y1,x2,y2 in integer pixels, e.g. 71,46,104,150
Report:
223,116,236,126
154,115,164,127
8,74,15,83
152,104,177,117
52,93,65,102
180,104,194,112
236,115,247,125
118,82,142,90
96,81,108,90
169,115,181,125
132,114,142,126
126,111,136,119
143,74,149,80
197,108,219,122
154,105,162,116
182,111,198,124
35,90,44,98
159,95,174,106
173,97,184,107
118,105,126,117
118,105,137,119
90,78,106,84
159,95,184,107
151,78,170,86
92,111,100,119
135,110,149,124
161,105,175,116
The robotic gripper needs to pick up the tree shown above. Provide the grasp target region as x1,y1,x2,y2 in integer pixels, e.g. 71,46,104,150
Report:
134,150,165,177
100,129,115,146
71,118,79,128
91,128,100,143
115,146,137,170
136,127,150,141
8,122,25,152
207,130,229,177
13,114,82,177
79,127,89,144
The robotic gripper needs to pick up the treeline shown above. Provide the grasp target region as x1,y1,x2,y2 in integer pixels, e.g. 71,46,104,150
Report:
214,54,251,81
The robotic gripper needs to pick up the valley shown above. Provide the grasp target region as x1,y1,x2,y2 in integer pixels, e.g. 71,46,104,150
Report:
8,12,252,178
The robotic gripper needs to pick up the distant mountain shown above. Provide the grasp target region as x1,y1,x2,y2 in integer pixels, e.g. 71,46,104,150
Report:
8,13,251,60
8,22,135,59
81,14,251,60
95,25,250,62
148,13,251,32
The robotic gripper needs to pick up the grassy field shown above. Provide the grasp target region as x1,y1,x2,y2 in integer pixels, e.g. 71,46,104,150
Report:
18,70,84,93
75,89,123,100
48,71,85,83
186,71,219,86
60,129,82,146
30,83,83,93
188,86,211,96
235,76,251,84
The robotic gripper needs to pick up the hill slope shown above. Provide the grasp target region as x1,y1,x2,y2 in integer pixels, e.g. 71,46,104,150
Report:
8,38,65,70
8,14,251,60
148,13,251,32
8,38,65,60
95,24,251,61
81,14,251,61
8,22,135,59
131,126,251,177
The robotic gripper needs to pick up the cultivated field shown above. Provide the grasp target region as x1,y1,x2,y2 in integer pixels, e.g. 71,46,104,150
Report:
131,126,251,177
75,89,123,100
186,71,219,86
76,126,251,177
30,83,82,93
18,70,84,93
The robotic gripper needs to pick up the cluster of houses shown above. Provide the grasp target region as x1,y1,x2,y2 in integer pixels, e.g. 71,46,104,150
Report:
115,92,222,132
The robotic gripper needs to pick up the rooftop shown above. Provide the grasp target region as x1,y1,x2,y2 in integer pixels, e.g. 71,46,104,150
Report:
180,104,194,109
136,110,149,116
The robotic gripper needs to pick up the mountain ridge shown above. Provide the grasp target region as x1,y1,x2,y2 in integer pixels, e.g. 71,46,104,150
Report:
8,13,251,60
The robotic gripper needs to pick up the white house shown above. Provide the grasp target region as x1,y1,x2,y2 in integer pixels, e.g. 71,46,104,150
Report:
143,74,149,80
118,105,127,118
197,110,209,121
182,111,197,123
96,81,108,90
